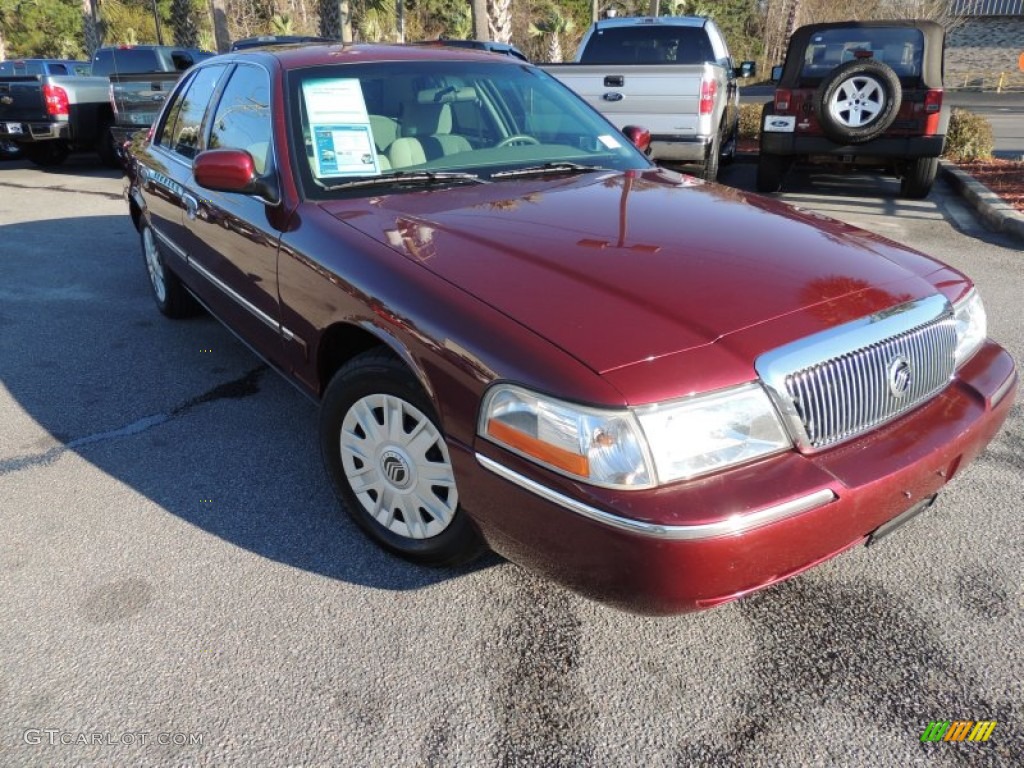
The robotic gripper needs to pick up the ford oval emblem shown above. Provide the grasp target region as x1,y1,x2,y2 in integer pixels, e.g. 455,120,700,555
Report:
603,92,624,102
887,355,912,398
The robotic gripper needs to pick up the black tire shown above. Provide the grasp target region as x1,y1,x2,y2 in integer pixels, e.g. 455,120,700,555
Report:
0,139,24,161
756,153,789,194
24,141,69,167
815,59,901,145
701,129,720,181
900,157,939,199
319,350,486,567
720,119,738,167
139,222,198,318
96,119,120,169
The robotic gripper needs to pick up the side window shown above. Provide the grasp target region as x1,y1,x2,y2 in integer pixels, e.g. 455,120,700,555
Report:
166,64,226,159
157,72,196,148
208,64,272,174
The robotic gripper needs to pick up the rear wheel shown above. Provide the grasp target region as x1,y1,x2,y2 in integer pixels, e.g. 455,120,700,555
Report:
140,222,198,318
320,350,486,567
900,157,939,199
700,130,720,181
756,153,789,194
96,119,120,168
24,141,69,167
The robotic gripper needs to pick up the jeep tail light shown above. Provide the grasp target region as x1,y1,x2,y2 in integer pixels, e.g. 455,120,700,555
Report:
924,89,942,113
42,84,69,118
699,79,717,116
775,89,791,112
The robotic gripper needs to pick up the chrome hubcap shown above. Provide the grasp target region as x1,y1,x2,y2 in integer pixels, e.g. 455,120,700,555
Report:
340,393,458,540
829,76,885,128
142,227,166,303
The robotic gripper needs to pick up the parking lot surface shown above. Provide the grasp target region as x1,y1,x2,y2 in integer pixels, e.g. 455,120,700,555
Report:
1,156,1021,766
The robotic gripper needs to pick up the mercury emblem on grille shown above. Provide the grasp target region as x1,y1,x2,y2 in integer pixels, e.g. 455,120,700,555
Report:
887,355,912,398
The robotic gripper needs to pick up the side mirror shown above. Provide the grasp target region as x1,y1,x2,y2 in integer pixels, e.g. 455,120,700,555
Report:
771,65,783,83
194,148,279,203
622,125,651,154
739,61,757,79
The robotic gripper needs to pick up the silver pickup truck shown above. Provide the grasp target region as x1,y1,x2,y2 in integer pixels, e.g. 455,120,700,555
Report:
0,71,114,166
541,16,755,180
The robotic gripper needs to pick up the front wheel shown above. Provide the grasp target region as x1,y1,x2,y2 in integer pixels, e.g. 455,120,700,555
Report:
320,350,486,567
900,157,939,199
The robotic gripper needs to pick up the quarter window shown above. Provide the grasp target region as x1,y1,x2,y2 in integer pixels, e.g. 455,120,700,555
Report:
159,64,226,159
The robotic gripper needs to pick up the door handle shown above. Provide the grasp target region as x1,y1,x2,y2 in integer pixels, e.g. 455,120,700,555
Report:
183,192,198,220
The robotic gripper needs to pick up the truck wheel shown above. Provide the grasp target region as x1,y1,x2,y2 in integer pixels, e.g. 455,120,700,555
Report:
0,139,24,161
701,131,720,181
24,141,69,167
96,119,120,169
815,59,901,145
720,122,738,167
756,153,789,194
900,157,939,199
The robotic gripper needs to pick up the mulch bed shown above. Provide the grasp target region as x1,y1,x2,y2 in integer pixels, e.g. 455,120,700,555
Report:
954,159,1024,214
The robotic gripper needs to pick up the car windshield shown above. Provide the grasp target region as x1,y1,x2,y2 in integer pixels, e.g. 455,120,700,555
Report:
287,60,651,198
800,28,925,81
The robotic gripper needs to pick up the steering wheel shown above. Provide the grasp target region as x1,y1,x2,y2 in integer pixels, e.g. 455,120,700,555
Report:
495,134,540,148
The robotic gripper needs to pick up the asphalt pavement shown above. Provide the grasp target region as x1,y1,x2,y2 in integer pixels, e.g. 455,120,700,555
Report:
0,155,1021,766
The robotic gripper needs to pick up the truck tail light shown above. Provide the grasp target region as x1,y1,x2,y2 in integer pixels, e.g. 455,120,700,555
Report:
924,89,942,113
775,89,791,112
699,78,717,116
42,84,69,118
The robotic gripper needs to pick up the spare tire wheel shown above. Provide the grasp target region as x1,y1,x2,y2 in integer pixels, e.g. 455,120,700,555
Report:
814,59,901,145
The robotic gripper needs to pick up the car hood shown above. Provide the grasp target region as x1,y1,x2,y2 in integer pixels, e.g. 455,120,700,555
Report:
321,169,953,374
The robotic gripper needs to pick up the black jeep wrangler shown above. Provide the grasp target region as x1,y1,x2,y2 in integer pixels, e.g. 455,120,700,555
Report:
758,20,949,199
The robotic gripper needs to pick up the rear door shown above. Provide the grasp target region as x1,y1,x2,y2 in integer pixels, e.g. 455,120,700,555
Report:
137,64,227,281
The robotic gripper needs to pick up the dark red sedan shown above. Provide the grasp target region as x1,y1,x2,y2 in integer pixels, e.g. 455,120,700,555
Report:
124,44,1017,614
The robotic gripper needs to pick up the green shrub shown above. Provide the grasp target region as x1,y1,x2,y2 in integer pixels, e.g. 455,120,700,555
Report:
943,109,994,162
738,102,763,141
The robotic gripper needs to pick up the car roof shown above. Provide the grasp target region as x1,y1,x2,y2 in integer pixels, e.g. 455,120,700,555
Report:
593,16,707,29
214,42,524,70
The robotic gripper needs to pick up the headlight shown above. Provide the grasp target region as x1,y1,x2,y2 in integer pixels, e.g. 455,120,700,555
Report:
635,383,791,483
479,382,792,488
953,288,986,368
479,386,652,488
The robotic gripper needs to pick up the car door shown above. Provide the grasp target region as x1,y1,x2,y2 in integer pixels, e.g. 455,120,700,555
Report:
179,62,287,366
137,64,227,279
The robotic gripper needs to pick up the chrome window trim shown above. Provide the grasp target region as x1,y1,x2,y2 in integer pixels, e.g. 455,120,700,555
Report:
757,294,954,452
476,453,836,540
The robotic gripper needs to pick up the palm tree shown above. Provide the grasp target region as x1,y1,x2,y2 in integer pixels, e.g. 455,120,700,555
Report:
270,13,295,35
320,0,353,42
471,0,488,41
529,7,575,63
488,0,511,43
172,0,200,47
82,0,103,57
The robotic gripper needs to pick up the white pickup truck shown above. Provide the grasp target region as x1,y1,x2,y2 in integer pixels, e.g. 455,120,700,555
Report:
541,16,755,180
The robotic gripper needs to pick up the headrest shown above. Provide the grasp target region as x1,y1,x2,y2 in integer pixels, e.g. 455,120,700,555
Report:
417,86,477,104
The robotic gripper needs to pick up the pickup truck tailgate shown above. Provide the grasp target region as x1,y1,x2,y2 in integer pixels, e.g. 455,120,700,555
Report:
0,77,49,123
547,64,705,136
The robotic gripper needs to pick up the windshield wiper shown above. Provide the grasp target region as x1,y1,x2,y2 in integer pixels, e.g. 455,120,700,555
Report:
490,162,612,180
322,170,487,191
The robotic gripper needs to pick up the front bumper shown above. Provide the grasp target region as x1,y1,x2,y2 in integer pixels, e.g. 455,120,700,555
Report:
458,341,1016,615
761,133,946,159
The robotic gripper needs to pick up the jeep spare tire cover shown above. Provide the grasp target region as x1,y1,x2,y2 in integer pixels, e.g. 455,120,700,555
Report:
814,58,902,145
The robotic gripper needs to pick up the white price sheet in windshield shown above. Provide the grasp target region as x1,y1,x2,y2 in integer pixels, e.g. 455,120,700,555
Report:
302,78,380,177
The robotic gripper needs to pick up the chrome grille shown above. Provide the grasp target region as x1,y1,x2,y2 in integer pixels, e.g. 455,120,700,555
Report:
756,295,958,452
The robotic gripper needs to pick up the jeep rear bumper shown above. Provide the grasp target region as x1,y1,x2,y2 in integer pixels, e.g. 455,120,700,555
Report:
762,134,945,158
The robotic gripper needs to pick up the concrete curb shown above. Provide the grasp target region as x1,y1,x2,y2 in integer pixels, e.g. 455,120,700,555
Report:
940,161,1024,245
